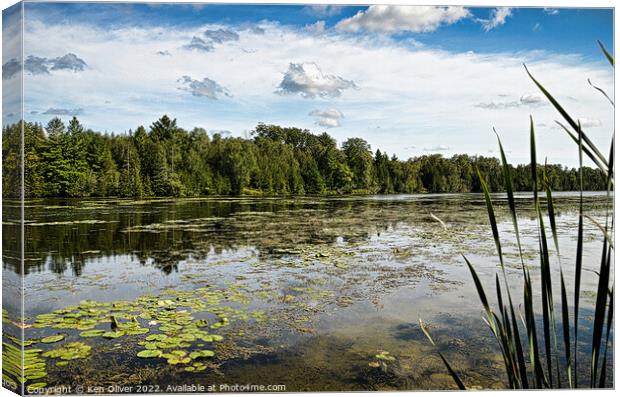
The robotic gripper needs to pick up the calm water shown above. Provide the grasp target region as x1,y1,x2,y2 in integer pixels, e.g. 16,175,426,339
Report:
2,193,614,391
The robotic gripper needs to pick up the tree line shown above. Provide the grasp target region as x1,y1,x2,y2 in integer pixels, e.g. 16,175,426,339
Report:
2,115,608,198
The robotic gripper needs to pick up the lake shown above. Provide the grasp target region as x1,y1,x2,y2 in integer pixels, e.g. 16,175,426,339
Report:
2,192,613,391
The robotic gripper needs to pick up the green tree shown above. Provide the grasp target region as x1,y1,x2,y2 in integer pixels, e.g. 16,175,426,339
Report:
342,137,374,192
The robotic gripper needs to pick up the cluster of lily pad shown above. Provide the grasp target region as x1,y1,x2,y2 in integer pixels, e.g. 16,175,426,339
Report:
10,284,276,385
43,342,91,362
2,342,48,388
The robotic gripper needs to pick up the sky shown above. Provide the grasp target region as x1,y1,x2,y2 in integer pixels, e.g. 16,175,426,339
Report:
2,2,615,167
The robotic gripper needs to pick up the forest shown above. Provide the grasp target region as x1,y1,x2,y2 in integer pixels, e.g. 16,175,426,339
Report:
2,115,608,198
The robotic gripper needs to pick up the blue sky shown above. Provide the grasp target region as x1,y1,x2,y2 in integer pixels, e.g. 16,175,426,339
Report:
22,3,613,59
2,3,615,166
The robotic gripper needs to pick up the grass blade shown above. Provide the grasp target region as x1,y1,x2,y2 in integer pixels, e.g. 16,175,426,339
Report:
543,160,561,262
555,121,609,177
584,215,614,248
597,287,613,388
494,129,531,388
573,130,585,387
476,168,505,269
530,117,538,199
542,160,562,386
524,65,608,169
597,40,614,67
419,319,467,390
589,131,614,387
560,271,572,388
494,129,526,269
537,203,554,387
590,237,611,386
587,78,614,106
523,270,546,387
464,255,494,327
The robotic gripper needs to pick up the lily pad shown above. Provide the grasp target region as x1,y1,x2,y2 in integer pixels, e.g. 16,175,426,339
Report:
102,331,125,339
137,350,163,359
189,350,215,360
79,330,105,338
27,383,47,392
166,357,191,365
40,335,65,344
43,342,91,361
145,334,168,342
26,371,47,380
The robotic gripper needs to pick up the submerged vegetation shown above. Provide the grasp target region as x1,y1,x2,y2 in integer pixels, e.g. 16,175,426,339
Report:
1,190,610,390
423,42,614,389
2,116,607,199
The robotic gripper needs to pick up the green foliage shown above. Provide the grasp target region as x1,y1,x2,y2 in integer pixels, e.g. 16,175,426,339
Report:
3,116,608,199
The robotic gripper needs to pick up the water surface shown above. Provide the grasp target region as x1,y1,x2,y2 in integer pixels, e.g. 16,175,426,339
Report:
2,193,613,391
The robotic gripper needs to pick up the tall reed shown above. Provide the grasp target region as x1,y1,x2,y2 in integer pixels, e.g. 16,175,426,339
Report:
421,42,614,389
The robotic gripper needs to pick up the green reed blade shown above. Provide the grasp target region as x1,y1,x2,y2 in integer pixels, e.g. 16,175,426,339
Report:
542,160,562,386
560,271,572,388
598,287,613,388
587,78,615,106
419,319,466,390
495,129,525,270
494,130,530,388
524,65,608,168
543,162,561,261
591,238,611,386
495,275,503,309
584,215,614,248
530,117,538,199
554,122,609,178
523,270,546,387
590,138,613,387
532,124,558,388
497,309,518,388
494,279,520,387
537,222,554,387
597,40,614,67
476,168,505,269
573,130,584,387
508,305,529,388
464,255,494,328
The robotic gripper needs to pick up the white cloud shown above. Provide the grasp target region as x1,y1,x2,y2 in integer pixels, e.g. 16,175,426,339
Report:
336,5,470,33
2,58,21,80
183,36,214,52
304,5,343,18
305,20,326,35
3,4,25,125
3,53,88,77
577,118,603,128
475,93,546,109
177,76,230,99
42,108,84,116
424,145,450,151
20,18,613,167
203,28,239,44
519,93,545,105
479,7,512,31
551,117,603,131
276,62,356,98
309,108,344,128
544,8,560,15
